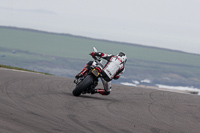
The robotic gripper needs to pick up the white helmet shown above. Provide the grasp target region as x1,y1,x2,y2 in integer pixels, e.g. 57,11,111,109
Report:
117,52,127,64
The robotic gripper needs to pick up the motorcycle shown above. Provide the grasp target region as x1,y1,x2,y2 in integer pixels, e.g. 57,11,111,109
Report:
73,47,104,96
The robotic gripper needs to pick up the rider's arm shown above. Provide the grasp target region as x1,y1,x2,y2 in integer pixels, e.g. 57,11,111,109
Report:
114,68,125,80
91,52,114,61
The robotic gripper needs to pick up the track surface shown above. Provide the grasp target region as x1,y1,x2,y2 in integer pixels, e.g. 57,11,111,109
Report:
0,69,200,133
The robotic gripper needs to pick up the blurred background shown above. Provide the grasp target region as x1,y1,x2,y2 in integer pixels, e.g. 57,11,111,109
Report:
0,0,200,93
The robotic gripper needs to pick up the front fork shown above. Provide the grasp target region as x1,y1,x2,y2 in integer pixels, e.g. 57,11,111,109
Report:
82,78,99,94
74,76,99,94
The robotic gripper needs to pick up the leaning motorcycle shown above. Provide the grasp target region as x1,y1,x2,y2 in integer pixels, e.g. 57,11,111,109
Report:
72,47,103,96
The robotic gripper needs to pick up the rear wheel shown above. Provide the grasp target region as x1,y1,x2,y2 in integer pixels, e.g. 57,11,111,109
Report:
72,75,93,96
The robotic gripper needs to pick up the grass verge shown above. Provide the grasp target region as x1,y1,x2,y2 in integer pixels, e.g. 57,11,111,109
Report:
0,64,53,75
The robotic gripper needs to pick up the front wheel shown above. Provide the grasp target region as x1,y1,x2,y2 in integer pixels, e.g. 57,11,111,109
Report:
72,75,93,96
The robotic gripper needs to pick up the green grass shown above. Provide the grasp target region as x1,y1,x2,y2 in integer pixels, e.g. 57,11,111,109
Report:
0,64,52,75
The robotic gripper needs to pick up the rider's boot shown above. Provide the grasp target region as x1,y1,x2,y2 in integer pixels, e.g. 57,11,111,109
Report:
75,67,88,79
96,89,105,93
93,88,109,95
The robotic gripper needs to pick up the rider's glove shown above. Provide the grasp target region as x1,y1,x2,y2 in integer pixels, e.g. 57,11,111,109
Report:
113,75,120,80
90,52,96,57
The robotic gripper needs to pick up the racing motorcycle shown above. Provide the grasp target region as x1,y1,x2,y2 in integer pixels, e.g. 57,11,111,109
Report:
73,47,104,96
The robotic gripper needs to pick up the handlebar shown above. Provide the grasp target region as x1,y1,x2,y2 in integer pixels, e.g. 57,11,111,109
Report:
90,54,101,62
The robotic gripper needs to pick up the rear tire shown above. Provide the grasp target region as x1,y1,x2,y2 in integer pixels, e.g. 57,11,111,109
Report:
72,75,93,96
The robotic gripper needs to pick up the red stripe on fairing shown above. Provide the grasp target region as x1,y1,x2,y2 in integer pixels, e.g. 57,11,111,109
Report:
101,53,105,57
96,67,101,73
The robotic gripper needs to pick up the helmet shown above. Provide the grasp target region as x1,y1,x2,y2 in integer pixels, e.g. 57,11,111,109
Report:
117,52,127,64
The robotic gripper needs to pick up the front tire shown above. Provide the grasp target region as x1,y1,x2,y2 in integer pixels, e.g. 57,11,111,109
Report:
72,75,93,96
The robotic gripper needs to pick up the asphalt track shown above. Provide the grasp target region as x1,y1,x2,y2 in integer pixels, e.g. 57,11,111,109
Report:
0,69,200,133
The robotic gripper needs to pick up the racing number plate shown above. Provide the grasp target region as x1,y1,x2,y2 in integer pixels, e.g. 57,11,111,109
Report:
92,69,100,77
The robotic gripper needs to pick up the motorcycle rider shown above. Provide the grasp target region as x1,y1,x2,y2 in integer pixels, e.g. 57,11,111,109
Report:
75,52,127,95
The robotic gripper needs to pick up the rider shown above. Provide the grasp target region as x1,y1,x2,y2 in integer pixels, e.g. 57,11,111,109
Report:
75,52,127,95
